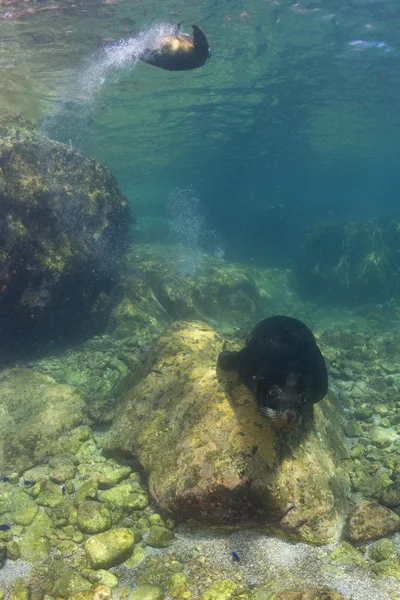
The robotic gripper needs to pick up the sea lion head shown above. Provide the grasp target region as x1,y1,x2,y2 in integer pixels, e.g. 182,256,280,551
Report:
257,373,305,429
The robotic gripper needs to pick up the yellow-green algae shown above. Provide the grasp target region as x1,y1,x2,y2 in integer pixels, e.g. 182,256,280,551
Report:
108,320,350,544
0,369,90,474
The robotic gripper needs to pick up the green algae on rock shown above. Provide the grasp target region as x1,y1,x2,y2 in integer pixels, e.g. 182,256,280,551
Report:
265,587,346,600
77,501,112,534
0,117,130,357
128,584,165,600
108,320,350,544
85,528,135,569
347,499,400,542
53,570,92,598
146,525,175,548
0,368,90,474
106,244,263,341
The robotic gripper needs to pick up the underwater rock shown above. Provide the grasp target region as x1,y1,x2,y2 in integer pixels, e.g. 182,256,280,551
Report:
11,579,30,600
0,368,90,474
199,580,238,600
85,527,135,569
146,525,175,548
297,218,400,304
53,570,92,598
108,321,351,544
266,588,346,600
107,244,263,340
368,425,398,448
128,585,165,600
77,500,112,534
0,117,130,357
0,541,6,567
19,511,54,561
347,499,400,541
368,537,396,562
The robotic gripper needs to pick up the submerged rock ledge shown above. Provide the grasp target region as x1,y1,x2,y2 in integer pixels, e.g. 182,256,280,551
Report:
109,320,351,544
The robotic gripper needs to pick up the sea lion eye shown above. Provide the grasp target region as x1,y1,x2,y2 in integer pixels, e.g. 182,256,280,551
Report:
268,388,277,397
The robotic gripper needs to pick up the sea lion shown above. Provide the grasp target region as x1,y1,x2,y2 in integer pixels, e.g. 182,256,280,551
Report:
140,23,211,71
217,315,328,429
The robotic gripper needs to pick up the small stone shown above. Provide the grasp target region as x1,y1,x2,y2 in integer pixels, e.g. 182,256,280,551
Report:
93,585,112,600
199,581,237,600
369,538,396,562
371,555,400,577
19,512,54,561
125,544,146,567
369,426,398,448
128,584,164,600
75,480,98,506
380,486,400,508
146,525,175,548
123,492,148,511
92,464,132,489
50,465,76,483
85,528,135,569
11,579,29,600
13,501,39,526
93,571,118,589
6,540,21,560
350,445,364,459
328,541,366,565
0,542,6,567
77,501,112,534
168,573,189,597
37,481,65,507
53,570,92,598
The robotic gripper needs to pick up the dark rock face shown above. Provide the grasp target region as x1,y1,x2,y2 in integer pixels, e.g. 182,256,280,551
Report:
297,219,400,304
0,118,130,357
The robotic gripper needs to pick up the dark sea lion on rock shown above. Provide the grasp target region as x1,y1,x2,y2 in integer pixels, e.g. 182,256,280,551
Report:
140,23,211,71
218,315,328,429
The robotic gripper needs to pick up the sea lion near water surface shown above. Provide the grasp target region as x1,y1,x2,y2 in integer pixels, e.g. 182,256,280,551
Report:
139,23,211,71
217,315,328,429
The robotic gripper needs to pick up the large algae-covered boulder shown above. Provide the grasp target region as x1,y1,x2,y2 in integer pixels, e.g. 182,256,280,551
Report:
109,321,350,544
0,368,89,473
0,117,130,355
297,218,400,304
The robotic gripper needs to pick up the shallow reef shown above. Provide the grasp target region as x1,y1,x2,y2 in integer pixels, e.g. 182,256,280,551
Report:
1,249,400,599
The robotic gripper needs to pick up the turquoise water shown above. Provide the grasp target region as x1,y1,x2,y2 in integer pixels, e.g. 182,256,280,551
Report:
3,0,400,265
2,2,400,600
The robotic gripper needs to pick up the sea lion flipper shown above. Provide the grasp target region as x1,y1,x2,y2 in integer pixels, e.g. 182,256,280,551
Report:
191,24,209,52
217,350,240,371
174,21,184,35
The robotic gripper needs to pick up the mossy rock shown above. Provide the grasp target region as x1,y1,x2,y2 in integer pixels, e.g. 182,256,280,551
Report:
128,585,165,600
347,500,400,542
0,368,90,474
85,528,135,569
146,525,175,548
268,587,346,600
77,501,112,534
109,320,350,544
53,570,92,598
369,537,396,562
0,117,130,356
19,511,54,562
199,580,237,600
